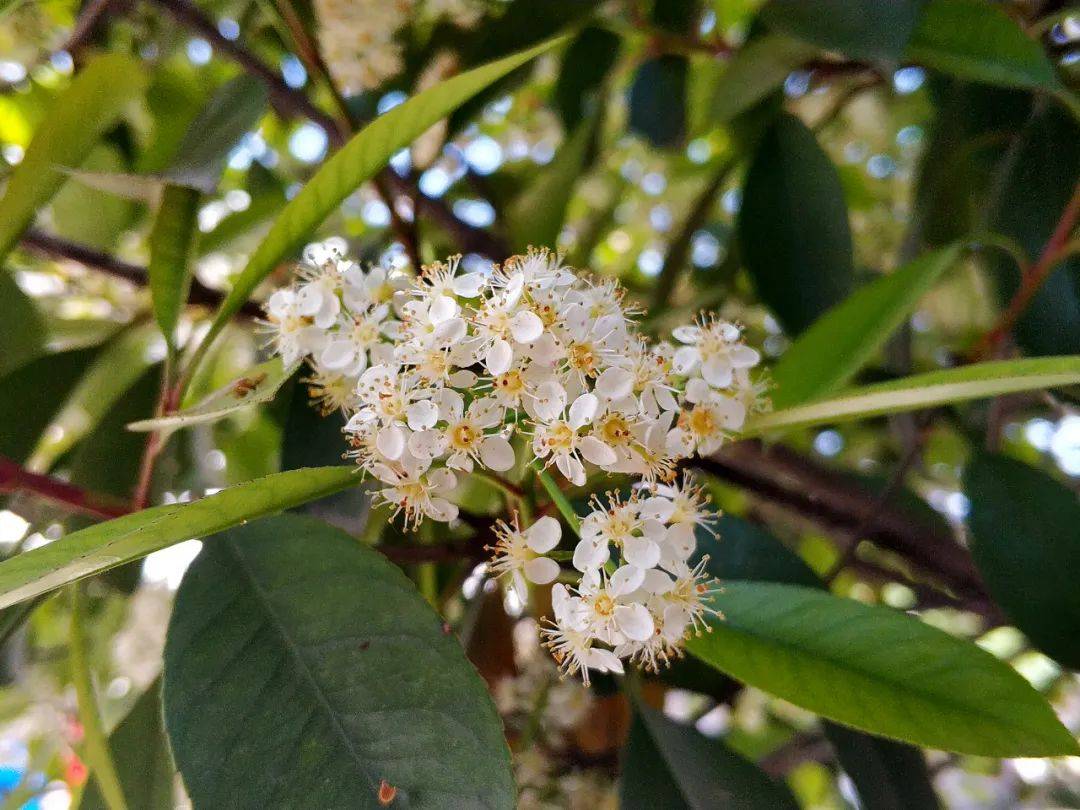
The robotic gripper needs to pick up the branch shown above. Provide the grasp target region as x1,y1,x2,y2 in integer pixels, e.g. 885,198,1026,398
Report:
0,456,129,520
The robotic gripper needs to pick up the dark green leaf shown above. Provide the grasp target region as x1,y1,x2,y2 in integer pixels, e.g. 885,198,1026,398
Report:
737,112,854,335
984,102,1080,356
770,245,961,408
553,27,619,130
162,515,514,809
147,184,200,354
0,466,360,608
629,55,688,148
621,705,798,809
0,53,146,262
762,0,923,62
965,453,1080,670
907,0,1060,91
698,516,819,589
823,724,940,810
79,680,174,810
687,581,1079,756
0,272,46,377
704,34,818,127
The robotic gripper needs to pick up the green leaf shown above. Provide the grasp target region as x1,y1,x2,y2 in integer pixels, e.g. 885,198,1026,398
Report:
52,145,137,249
737,112,854,334
553,26,620,130
746,356,1080,435
0,466,359,609
198,37,565,361
824,723,941,810
25,322,163,473
147,184,201,354
165,75,268,193
907,0,1060,91
697,517,819,589
0,53,146,263
761,0,923,62
628,55,688,148
704,34,818,127
965,453,1080,670
79,681,175,810
162,514,515,809
0,272,46,377
507,114,596,251
687,581,1079,756
771,244,962,408
621,705,798,809
128,356,298,433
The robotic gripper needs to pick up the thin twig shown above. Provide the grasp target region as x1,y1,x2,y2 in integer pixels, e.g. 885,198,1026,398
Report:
0,456,129,520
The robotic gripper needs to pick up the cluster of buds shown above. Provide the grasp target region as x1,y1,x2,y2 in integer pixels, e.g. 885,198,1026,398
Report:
265,242,768,679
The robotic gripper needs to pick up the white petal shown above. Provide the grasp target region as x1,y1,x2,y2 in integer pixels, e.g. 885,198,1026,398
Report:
573,538,609,572
452,272,486,297
406,399,439,431
685,378,711,404
524,556,560,585
532,381,567,422
479,436,515,471
429,467,457,493
318,340,355,371
639,496,675,523
435,317,466,345
672,346,700,375
568,393,598,429
672,325,702,344
485,339,513,376
615,603,654,642
566,456,586,487
588,648,624,674
428,294,458,324
509,309,544,343
426,497,458,523
376,426,404,460
407,429,445,459
701,355,734,388
731,344,761,368
579,436,617,467
526,515,562,553
642,568,674,595
623,536,661,569
594,367,634,400
610,564,645,595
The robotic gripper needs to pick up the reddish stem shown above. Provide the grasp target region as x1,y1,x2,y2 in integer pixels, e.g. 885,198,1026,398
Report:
0,456,129,520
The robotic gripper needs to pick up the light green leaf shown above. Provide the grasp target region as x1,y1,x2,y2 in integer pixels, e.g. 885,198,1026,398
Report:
622,704,799,809
688,582,1079,756
965,453,1080,670
128,356,297,433
195,37,566,367
25,322,164,473
907,0,1060,91
59,166,162,203
746,356,1080,435
148,184,201,354
705,34,818,127
508,114,596,251
163,515,515,808
0,466,359,609
771,244,961,408
51,145,137,249
0,53,146,262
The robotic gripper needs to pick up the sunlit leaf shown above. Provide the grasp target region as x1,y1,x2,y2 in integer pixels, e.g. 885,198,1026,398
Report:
148,184,200,355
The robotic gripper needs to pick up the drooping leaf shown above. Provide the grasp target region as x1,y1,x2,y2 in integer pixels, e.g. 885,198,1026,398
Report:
761,0,924,62
823,724,941,810
621,705,798,809
51,144,137,249
737,112,854,334
0,271,46,377
965,453,1080,670
162,515,515,809
0,466,359,608
770,244,962,408
197,37,565,364
984,102,1080,356
0,53,146,262
147,184,201,354
628,55,688,148
906,0,1060,91
687,581,1079,756
25,322,164,473
745,356,1080,435
165,75,268,192
507,114,597,251
553,26,620,130
79,680,174,810
128,356,298,433
704,34,818,128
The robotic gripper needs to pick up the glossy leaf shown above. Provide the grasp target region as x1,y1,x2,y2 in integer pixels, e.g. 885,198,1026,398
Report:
687,581,1079,756
198,37,565,360
0,53,146,262
162,515,515,808
771,244,961,408
79,681,174,810
553,26,620,130
745,356,1080,435
0,272,46,377
761,0,923,62
823,724,940,810
621,705,798,809
907,0,1060,91
147,184,200,354
737,112,854,334
0,466,359,609
628,55,688,148
705,34,818,127
965,453,1080,669
129,356,297,433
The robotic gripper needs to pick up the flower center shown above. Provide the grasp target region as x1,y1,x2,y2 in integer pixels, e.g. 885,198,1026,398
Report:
688,404,717,437
495,369,525,395
544,422,576,451
567,342,597,375
593,593,615,617
599,413,632,446
451,422,478,450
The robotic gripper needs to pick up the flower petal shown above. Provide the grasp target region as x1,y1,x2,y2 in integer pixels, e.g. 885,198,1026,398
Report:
615,603,654,642
524,556,560,585
595,366,634,400
479,436,515,471
526,515,562,553
376,425,405,460
510,309,544,343
579,436,617,467
568,393,599,429
623,536,661,569
485,339,513,376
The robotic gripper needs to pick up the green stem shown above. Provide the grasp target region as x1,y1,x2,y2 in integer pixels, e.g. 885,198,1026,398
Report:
416,521,438,607
518,676,553,751
531,463,581,536
69,585,128,810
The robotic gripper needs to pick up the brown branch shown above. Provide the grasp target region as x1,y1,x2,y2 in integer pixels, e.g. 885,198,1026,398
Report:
63,0,122,63
20,228,264,317
0,456,129,520
968,180,1080,360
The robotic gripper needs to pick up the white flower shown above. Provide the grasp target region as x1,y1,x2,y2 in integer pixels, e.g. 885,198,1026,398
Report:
531,392,616,485
373,461,459,529
672,316,761,388
263,288,329,366
542,584,624,686
575,566,655,645
668,392,746,457
409,389,514,472
487,514,562,601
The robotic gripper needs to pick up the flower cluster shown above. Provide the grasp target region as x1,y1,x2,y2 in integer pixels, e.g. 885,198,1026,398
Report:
265,241,767,679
